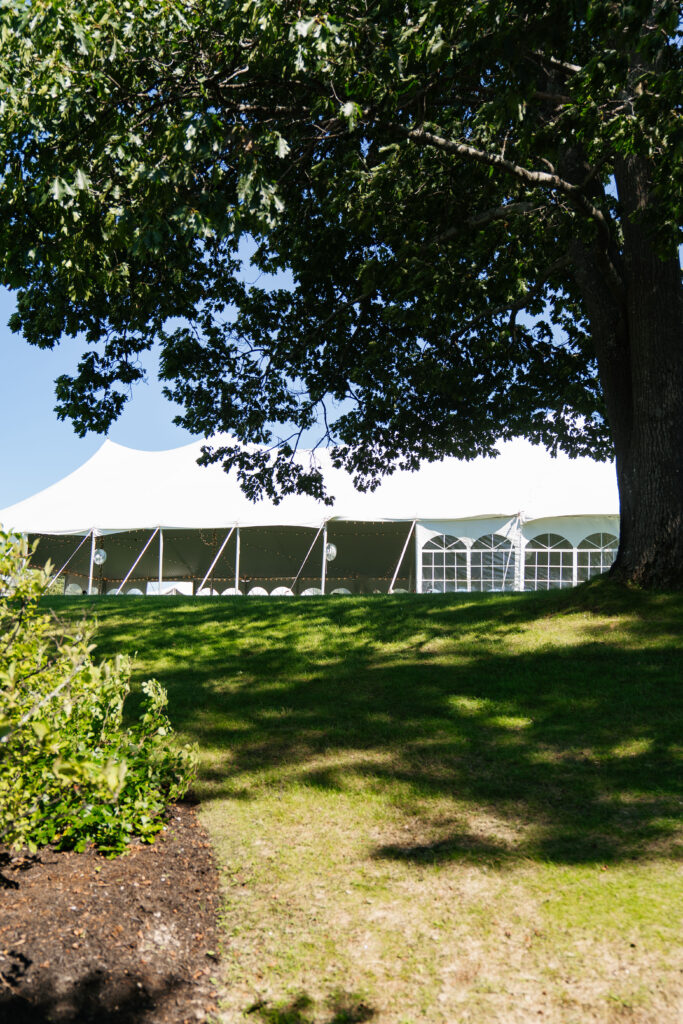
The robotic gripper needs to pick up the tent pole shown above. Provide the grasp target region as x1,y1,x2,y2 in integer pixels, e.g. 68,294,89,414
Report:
389,520,416,594
114,528,159,595
234,527,241,593
501,514,518,592
321,522,328,595
48,530,93,590
198,526,235,593
158,529,164,595
87,531,97,595
466,542,472,592
513,514,523,592
291,523,324,591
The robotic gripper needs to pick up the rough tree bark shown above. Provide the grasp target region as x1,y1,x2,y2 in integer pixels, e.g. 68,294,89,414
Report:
571,156,683,588
609,157,683,587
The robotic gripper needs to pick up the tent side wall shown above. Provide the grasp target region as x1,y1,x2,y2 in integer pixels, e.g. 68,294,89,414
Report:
29,521,420,595
416,515,620,593
30,512,620,595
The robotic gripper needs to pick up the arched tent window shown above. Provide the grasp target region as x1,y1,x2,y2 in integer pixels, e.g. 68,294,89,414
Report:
471,533,516,591
421,534,467,592
577,533,618,581
524,533,573,590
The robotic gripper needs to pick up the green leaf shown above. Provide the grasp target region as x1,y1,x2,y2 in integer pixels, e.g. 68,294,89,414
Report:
295,18,317,38
74,169,90,191
31,720,49,740
50,177,70,201
274,134,290,158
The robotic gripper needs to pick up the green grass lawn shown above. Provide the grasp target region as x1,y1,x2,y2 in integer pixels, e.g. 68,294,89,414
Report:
48,585,683,1024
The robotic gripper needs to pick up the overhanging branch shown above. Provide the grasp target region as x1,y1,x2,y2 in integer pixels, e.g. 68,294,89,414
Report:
421,202,548,250
398,124,589,203
468,201,546,228
392,123,624,296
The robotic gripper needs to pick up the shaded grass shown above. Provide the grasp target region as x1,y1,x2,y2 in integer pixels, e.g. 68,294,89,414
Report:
50,584,682,866
46,584,683,1023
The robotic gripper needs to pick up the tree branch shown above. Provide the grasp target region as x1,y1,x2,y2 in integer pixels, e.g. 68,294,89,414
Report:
532,53,583,74
397,124,581,198
467,201,546,228
533,90,571,104
392,123,623,295
418,203,548,250
0,661,87,748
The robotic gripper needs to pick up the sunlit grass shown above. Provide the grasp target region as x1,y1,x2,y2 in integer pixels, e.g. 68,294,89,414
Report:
48,584,683,1024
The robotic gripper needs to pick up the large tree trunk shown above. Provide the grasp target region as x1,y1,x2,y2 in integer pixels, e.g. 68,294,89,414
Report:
572,156,683,588
610,157,683,587
613,264,683,587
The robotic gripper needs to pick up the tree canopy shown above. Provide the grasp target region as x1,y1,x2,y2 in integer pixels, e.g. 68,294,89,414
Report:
0,1,681,584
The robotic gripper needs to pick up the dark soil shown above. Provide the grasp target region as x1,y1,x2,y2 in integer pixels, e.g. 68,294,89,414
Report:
0,802,222,1024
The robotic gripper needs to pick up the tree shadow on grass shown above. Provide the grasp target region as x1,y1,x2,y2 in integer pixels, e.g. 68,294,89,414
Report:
0,969,187,1023
49,589,683,867
246,991,374,1024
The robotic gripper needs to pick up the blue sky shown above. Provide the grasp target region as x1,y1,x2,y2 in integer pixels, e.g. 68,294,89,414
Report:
0,286,195,509
0,237,317,510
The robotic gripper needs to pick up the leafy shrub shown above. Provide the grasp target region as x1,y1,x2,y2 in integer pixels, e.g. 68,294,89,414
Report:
0,531,196,855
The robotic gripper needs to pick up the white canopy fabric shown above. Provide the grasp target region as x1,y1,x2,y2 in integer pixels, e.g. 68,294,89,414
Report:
0,436,619,536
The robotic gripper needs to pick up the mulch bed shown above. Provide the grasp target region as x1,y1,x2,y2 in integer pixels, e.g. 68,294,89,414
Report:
0,801,222,1024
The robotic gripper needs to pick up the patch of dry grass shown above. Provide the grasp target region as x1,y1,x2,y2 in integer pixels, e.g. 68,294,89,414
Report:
202,787,681,1024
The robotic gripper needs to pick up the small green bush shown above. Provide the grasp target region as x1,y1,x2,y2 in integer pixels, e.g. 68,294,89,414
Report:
0,531,196,855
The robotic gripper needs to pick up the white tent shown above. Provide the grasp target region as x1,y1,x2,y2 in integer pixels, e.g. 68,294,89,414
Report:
0,437,619,595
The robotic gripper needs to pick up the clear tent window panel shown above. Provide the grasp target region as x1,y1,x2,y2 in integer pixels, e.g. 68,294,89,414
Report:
421,534,467,592
524,533,574,590
577,532,618,582
470,533,516,592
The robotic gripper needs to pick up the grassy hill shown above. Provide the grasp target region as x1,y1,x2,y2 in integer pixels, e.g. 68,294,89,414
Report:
48,586,683,1024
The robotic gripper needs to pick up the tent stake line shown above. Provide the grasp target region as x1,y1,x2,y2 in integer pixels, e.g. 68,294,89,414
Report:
198,526,235,593
389,520,417,594
48,529,94,590
114,528,160,595
291,523,325,591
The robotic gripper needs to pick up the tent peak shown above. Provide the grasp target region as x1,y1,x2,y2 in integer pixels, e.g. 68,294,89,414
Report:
99,436,204,457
